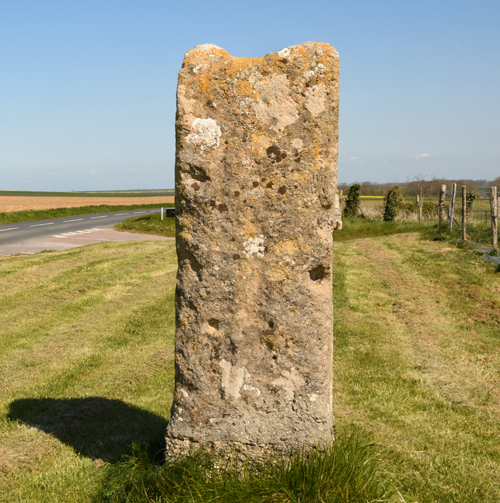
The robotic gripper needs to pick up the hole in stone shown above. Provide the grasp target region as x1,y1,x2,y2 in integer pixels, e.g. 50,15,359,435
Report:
266,181,273,189
191,173,210,182
309,265,327,282
253,181,259,187
272,355,278,360
191,182,200,191
278,186,287,195
218,203,228,212
268,320,274,329
233,254,240,260
234,191,240,197
208,319,219,330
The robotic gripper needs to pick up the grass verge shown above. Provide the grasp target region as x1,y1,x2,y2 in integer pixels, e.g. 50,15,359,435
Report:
0,203,174,225
114,214,176,237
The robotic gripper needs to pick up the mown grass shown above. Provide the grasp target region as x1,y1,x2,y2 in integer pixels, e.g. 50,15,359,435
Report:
0,203,174,225
114,213,176,237
334,219,434,241
331,233,500,502
0,241,177,502
1,228,500,502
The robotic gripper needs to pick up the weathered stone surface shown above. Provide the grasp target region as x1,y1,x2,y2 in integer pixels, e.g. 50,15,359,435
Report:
166,42,339,457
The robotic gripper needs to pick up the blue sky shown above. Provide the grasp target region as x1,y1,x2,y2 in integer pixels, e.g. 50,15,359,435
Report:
1,0,499,190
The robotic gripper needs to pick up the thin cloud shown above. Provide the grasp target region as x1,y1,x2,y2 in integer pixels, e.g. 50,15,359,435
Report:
410,153,430,160
89,169,98,175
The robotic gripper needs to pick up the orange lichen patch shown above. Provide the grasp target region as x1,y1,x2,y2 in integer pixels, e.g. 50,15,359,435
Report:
251,132,270,157
182,45,229,68
236,79,258,99
314,141,321,169
0,196,174,213
244,220,258,238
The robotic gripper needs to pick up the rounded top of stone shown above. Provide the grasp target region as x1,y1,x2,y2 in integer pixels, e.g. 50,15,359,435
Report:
182,42,338,65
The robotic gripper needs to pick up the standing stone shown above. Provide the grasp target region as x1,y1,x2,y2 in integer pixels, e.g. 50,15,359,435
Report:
167,42,339,458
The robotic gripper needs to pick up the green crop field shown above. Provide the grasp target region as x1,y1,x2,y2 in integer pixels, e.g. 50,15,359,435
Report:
0,228,499,502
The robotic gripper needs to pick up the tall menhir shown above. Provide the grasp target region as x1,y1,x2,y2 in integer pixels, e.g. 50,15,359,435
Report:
167,42,339,458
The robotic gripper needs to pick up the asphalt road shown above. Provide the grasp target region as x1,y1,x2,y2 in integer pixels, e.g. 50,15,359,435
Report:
0,209,161,248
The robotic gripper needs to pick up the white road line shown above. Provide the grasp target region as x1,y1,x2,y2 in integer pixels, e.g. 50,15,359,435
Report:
30,223,54,227
63,219,84,222
114,213,128,216
91,216,108,219
52,228,105,238
0,227,20,232
134,211,147,214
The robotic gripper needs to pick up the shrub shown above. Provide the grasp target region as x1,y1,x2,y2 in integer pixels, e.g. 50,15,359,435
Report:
342,184,361,218
383,185,404,222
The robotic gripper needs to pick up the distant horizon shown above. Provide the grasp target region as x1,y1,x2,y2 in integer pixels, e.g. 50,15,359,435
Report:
2,174,499,196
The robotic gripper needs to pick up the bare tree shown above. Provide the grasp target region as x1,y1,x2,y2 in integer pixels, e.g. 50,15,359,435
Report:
405,174,440,197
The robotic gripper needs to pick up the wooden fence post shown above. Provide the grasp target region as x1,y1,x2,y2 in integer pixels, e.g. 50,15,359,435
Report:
438,184,446,229
449,183,457,232
491,186,498,249
419,187,423,223
462,186,467,241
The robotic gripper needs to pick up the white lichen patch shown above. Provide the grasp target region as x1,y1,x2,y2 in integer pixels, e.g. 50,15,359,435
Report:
243,235,265,258
278,47,291,57
193,64,203,74
243,384,261,397
220,359,249,400
187,118,222,150
292,138,303,150
306,63,326,79
306,85,327,117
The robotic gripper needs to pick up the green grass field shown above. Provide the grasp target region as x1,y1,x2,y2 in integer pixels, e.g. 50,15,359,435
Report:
1,228,499,502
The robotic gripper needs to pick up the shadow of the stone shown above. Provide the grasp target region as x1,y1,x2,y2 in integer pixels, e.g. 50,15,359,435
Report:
8,397,168,461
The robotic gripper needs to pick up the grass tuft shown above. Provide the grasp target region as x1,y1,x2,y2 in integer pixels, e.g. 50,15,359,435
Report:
97,426,395,503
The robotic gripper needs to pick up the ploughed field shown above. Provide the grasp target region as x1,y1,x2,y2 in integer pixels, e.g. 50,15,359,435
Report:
0,196,174,213
0,232,499,502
